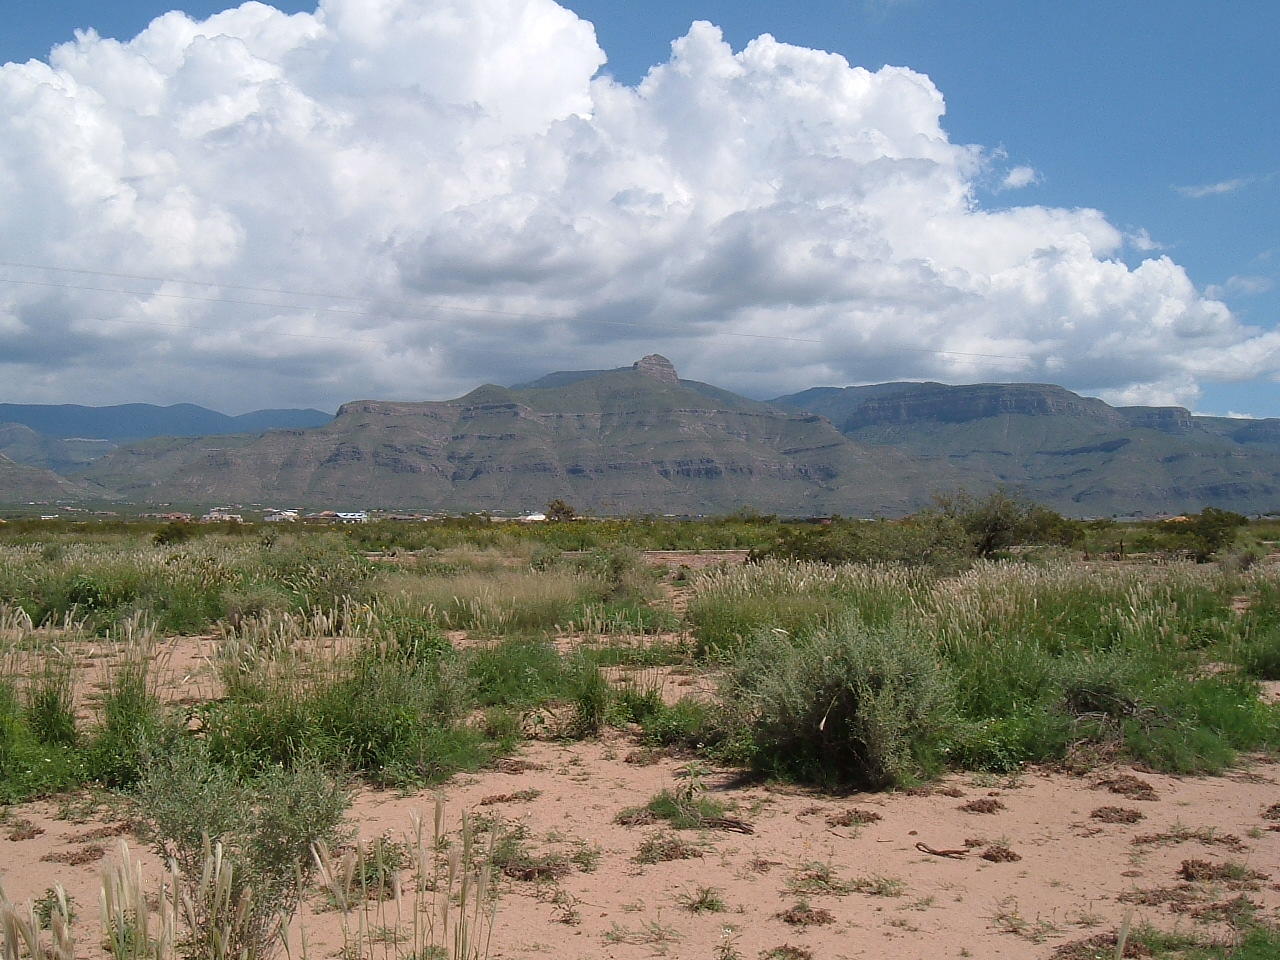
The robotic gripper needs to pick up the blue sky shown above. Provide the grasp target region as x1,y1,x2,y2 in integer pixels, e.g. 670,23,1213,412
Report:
2,0,1277,414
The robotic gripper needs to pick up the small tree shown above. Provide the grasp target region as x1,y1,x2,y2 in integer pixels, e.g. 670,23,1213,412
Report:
545,499,577,522
932,489,1081,557
1171,507,1248,562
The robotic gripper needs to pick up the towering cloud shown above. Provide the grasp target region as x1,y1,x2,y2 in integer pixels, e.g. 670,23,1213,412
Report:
1,0,1275,410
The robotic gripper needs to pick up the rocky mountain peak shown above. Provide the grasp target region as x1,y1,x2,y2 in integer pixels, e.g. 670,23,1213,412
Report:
633,354,678,384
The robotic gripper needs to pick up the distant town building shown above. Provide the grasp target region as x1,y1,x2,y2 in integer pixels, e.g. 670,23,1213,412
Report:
263,510,299,523
201,510,243,523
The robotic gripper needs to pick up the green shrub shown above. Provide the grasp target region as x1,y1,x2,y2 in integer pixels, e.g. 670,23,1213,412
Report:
1124,675,1280,774
639,699,713,748
751,517,973,570
618,786,726,829
718,620,951,789
152,522,193,546
563,658,613,738
466,637,568,707
946,709,1073,772
933,490,1084,556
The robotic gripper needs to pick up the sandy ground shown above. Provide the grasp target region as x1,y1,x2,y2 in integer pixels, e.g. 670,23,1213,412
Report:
4,551,1279,959
4,737,1279,960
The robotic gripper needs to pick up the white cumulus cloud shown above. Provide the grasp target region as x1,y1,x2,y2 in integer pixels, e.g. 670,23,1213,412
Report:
999,165,1039,190
0,0,1277,412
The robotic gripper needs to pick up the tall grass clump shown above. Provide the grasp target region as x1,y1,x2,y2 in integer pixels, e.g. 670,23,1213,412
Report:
1230,568,1280,679
86,629,175,788
0,675,82,802
0,882,75,960
464,636,616,738
687,560,929,656
388,568,595,633
314,801,500,960
204,627,497,787
1,634,86,800
0,533,374,635
717,617,950,789
5,804,502,960
929,563,1280,773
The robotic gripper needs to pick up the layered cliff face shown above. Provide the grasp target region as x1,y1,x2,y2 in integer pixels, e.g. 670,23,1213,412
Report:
819,383,1122,431
77,357,929,514
773,382,1280,514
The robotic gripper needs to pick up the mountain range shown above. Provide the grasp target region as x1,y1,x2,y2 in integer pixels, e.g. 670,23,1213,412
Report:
2,356,1278,515
0,402,331,443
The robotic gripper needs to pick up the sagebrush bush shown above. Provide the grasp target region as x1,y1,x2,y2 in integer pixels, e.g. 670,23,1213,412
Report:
718,619,951,789
134,743,349,960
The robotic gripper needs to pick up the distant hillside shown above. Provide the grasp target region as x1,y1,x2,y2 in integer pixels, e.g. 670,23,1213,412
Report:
772,382,1280,514
0,453,93,502
0,402,332,441
76,355,928,514
0,422,116,473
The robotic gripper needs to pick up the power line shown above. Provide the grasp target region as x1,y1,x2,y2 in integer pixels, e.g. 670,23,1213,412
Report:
76,315,385,345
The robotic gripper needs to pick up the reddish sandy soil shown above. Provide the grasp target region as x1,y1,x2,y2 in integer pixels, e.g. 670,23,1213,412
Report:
5,735,1279,959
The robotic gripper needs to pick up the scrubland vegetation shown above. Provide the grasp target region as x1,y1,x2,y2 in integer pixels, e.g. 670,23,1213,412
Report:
1,497,1278,958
